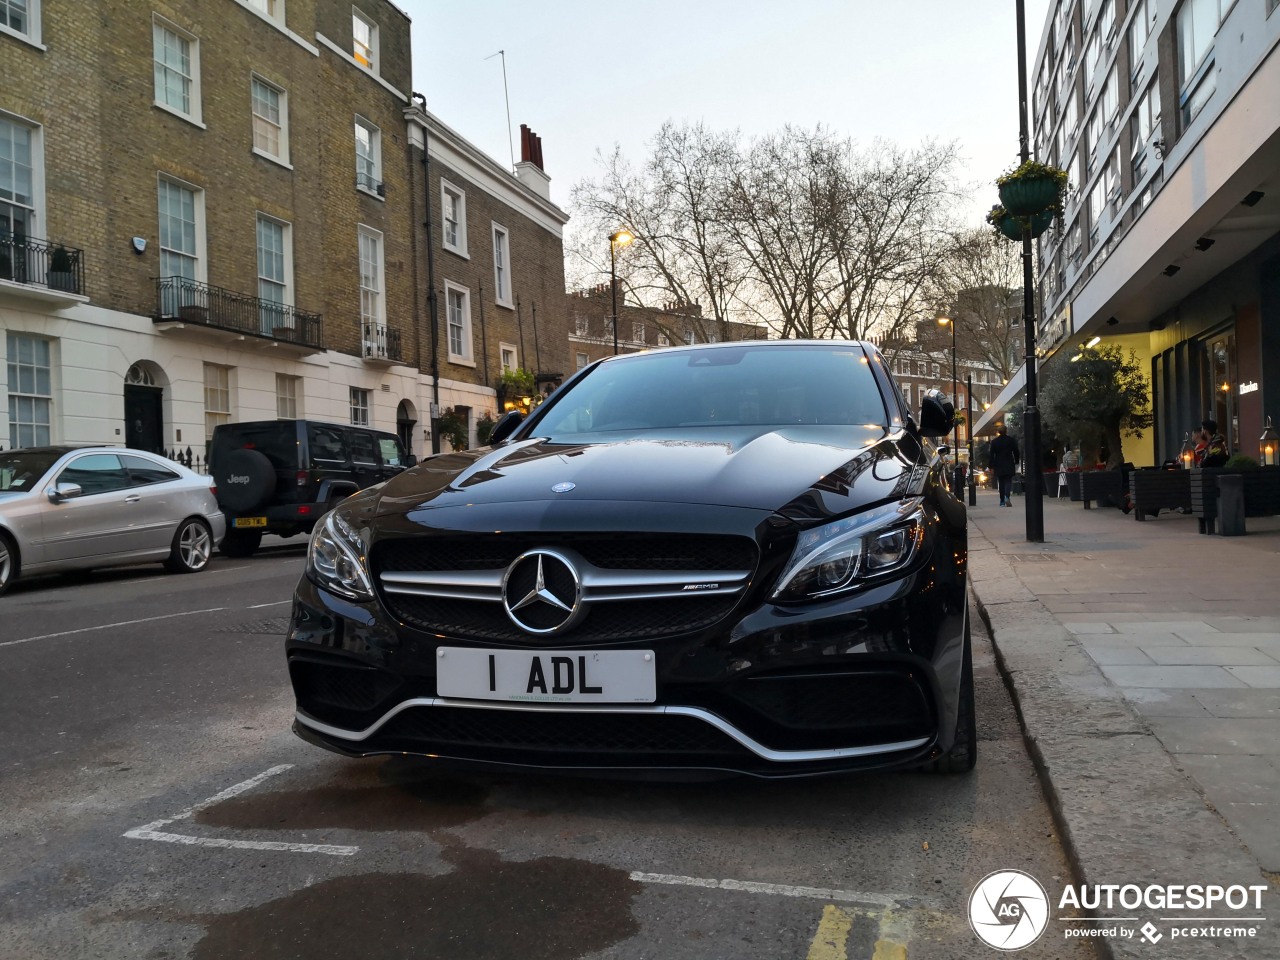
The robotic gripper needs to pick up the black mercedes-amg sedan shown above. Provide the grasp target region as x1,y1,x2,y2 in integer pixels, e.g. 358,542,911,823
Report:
286,340,971,778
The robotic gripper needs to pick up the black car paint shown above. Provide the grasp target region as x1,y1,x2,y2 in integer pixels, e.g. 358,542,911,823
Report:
286,343,967,777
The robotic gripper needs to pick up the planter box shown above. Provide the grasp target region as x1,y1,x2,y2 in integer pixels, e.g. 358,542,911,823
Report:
178,305,209,323
1128,469,1190,520
1080,470,1123,509
1190,466,1280,534
1064,472,1083,501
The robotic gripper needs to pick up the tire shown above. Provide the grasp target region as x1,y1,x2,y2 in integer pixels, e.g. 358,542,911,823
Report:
0,531,17,597
212,448,277,513
165,518,213,573
923,618,977,774
219,529,262,558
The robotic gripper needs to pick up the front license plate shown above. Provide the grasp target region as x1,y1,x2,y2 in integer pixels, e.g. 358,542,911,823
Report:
436,647,656,703
233,517,267,528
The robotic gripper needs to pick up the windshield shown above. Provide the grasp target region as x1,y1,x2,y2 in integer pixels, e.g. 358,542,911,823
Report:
0,450,62,493
532,345,887,440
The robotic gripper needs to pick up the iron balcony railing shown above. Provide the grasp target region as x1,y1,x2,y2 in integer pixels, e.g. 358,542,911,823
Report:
362,321,403,361
0,234,85,296
154,276,322,349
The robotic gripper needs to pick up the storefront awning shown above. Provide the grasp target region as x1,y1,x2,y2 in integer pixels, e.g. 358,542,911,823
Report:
972,364,1027,437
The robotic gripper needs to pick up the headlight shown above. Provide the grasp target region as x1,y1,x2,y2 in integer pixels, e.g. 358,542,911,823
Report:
771,500,926,602
306,510,374,601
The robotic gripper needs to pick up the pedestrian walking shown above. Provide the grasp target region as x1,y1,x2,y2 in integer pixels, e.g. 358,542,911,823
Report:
987,424,1020,507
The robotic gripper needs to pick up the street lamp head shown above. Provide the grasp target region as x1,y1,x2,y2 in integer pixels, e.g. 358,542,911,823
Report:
937,315,952,326
609,229,635,246
1085,335,1101,348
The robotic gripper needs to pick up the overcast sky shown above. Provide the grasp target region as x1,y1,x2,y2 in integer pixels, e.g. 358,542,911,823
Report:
402,1,1053,226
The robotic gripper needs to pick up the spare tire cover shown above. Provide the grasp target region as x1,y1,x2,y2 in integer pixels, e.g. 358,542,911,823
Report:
213,449,277,512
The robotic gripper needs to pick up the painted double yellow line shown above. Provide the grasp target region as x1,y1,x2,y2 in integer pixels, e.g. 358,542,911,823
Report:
807,904,909,960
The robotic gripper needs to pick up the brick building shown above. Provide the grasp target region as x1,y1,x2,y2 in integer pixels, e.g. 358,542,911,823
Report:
1,0,569,458
566,285,767,371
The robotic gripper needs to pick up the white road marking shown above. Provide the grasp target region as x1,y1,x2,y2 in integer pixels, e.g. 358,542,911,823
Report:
629,872,920,909
248,600,291,609
0,607,231,647
123,764,359,857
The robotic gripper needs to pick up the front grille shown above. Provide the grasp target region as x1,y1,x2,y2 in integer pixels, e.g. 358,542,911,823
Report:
290,658,403,720
729,671,932,736
385,594,738,643
374,533,758,643
375,706,755,758
374,534,757,573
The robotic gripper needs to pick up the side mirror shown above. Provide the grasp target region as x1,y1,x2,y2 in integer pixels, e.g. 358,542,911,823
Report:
918,389,955,438
402,454,418,468
48,482,83,502
937,445,951,457
489,410,524,445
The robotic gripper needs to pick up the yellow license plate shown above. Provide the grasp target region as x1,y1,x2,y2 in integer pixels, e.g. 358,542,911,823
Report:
234,517,267,528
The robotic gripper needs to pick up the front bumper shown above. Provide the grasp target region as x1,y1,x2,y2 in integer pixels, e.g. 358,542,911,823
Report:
285,555,966,778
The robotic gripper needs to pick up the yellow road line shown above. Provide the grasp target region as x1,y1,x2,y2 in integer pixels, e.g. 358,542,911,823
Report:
807,904,853,960
871,939,907,960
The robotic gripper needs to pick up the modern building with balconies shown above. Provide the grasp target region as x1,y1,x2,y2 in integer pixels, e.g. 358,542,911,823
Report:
976,0,1280,465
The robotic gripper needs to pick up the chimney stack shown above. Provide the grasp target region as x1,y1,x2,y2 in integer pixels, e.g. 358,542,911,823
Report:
515,123,552,201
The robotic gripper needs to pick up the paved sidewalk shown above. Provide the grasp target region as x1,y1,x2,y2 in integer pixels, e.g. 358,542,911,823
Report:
966,487,1279,959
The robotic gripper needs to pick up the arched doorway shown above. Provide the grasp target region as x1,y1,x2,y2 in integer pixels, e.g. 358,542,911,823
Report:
124,362,166,453
396,399,418,456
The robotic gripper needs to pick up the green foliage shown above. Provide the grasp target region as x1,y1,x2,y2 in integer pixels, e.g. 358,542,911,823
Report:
499,368,536,396
475,413,497,446
984,205,1007,229
1223,454,1259,471
50,245,72,272
1039,346,1152,469
995,159,1070,191
436,407,469,451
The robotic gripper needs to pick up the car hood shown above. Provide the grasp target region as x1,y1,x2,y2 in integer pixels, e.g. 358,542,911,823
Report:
372,426,923,521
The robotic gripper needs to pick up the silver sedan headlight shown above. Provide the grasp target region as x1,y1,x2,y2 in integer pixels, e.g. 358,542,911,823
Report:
771,499,926,602
306,510,374,601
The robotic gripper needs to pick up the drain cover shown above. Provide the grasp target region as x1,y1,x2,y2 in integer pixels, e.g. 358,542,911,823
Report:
216,616,291,635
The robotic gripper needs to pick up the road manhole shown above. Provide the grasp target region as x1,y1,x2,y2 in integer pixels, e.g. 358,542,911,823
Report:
216,616,291,635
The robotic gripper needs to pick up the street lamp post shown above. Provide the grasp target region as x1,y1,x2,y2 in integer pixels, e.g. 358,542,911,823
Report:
967,373,977,506
608,230,634,356
1016,0,1045,542
938,316,961,494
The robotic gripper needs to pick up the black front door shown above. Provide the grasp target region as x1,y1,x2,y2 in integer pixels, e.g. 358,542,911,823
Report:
124,385,164,453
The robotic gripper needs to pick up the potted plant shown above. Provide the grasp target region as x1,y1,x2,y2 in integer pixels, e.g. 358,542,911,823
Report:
436,406,469,451
996,160,1069,217
47,245,76,292
986,204,1055,243
475,412,497,446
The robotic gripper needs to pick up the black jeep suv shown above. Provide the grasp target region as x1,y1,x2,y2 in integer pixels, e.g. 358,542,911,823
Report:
209,419,414,557
287,342,971,778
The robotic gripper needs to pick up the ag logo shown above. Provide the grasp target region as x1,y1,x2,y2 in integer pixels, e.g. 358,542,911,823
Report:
968,869,1049,951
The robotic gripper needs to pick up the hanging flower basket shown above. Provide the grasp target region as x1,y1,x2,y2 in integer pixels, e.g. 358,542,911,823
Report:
996,160,1069,217
986,205,1056,243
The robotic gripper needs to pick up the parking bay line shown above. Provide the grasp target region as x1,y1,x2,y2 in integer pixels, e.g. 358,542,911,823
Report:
628,871,927,910
1,600,291,648
123,763,359,857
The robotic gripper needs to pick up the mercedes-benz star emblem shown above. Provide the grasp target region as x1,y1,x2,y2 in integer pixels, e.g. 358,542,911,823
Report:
502,549,584,635
551,481,575,493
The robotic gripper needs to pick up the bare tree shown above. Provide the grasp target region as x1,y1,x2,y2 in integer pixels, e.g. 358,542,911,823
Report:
928,228,1023,381
570,124,746,343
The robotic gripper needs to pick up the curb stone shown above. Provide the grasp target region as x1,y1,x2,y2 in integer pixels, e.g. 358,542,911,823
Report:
967,524,1275,960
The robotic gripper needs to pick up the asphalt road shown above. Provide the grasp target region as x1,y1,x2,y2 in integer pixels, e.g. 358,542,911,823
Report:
0,545,1099,960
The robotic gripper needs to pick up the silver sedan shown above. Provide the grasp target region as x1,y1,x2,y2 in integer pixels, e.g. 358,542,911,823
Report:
0,446,226,596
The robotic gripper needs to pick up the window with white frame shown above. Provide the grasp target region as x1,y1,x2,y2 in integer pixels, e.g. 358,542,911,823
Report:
246,0,280,18
350,387,370,426
203,363,230,441
352,7,377,71
446,283,473,363
1100,67,1118,128
256,214,290,332
251,75,287,163
1085,26,1102,80
657,330,670,347
0,115,38,244
500,344,517,374
153,17,200,123
6,332,52,448
632,321,646,343
491,223,512,306
1,0,39,44
354,117,381,193
276,373,298,419
576,352,588,370
358,225,384,339
157,177,203,311
574,313,588,336
1061,88,1078,138
1178,0,1229,124
1099,0,1115,40
441,181,466,254
1128,0,1151,87
684,327,694,345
